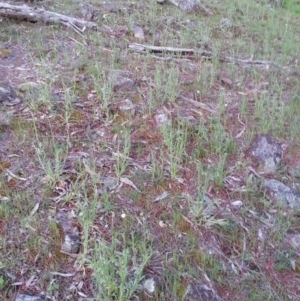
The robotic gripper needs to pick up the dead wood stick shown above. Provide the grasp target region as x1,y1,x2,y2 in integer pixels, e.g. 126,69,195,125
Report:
178,95,217,114
129,43,282,68
0,2,98,31
129,43,200,55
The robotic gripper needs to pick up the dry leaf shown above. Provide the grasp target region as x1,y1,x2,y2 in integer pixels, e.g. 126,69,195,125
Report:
25,275,35,287
154,191,168,202
30,202,40,216
220,76,233,88
120,177,141,192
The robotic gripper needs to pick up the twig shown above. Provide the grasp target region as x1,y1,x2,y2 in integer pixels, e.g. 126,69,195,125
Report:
178,95,217,114
50,272,75,277
5,168,27,181
60,250,79,258
129,43,283,68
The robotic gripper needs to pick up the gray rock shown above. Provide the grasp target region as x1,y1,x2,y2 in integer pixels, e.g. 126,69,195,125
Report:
264,179,300,209
138,274,164,297
0,83,21,106
231,200,243,208
61,233,81,253
248,134,283,173
289,234,300,250
290,163,300,178
202,195,219,216
154,109,170,128
69,55,89,71
188,194,219,219
108,70,136,93
109,99,135,117
56,211,81,254
100,175,118,191
183,284,224,301
15,294,43,301
177,108,200,128
283,233,300,255
218,18,233,29
118,99,135,111
78,3,96,20
133,22,145,41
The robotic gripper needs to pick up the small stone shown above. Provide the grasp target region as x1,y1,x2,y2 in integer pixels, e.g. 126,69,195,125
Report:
69,56,88,71
143,278,155,294
56,211,81,253
264,179,300,209
177,108,199,128
201,195,219,216
231,200,243,208
247,134,283,173
62,234,80,253
183,284,224,301
139,274,164,296
100,176,118,191
0,82,21,105
154,109,170,128
114,78,135,92
109,99,136,119
133,22,145,41
118,99,135,112
291,163,300,178
108,70,136,93
219,18,233,29
78,3,96,20
290,234,300,250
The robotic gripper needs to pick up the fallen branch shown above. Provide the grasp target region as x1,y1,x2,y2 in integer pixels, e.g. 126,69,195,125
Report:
178,95,217,114
129,43,282,68
0,2,98,31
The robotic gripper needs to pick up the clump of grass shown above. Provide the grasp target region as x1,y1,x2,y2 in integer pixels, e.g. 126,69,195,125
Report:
161,119,188,179
114,126,131,179
90,233,153,301
283,0,300,15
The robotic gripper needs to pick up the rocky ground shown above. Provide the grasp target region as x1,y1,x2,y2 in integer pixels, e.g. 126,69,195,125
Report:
1,0,300,300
